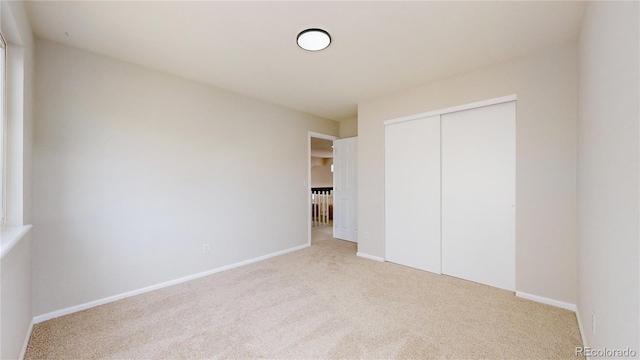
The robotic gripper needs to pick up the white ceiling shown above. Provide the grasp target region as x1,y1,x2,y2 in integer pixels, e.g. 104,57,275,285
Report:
25,1,586,122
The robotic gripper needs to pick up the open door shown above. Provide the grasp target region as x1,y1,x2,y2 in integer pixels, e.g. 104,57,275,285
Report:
333,137,358,242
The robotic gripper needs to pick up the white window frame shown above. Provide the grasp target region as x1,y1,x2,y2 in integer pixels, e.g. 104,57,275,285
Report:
0,31,6,226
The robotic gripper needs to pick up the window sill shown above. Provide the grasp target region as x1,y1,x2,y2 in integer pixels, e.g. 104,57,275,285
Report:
1,225,33,260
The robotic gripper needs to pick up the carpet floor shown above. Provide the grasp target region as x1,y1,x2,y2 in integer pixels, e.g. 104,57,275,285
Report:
25,227,583,359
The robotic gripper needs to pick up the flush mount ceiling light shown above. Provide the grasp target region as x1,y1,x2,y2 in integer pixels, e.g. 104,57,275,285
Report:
297,28,331,51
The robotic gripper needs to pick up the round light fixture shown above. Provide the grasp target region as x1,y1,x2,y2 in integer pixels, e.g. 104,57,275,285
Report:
297,28,331,51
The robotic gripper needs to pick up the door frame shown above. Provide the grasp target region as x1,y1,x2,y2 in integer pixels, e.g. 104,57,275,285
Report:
383,94,516,126
308,132,339,246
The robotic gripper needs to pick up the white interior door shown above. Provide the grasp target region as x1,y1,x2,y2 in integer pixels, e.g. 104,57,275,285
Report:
385,116,441,273
333,137,358,242
441,101,516,291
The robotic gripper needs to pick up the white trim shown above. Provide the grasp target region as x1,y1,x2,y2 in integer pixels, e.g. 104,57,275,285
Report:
383,94,517,126
518,292,589,352
575,306,589,350
0,224,32,259
307,131,339,246
515,291,576,311
308,131,339,141
19,319,33,360
33,243,310,323
356,252,385,262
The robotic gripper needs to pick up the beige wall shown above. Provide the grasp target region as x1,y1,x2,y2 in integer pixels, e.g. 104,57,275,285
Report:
339,117,358,138
311,157,333,188
358,43,578,304
577,1,639,350
33,39,338,316
1,234,32,360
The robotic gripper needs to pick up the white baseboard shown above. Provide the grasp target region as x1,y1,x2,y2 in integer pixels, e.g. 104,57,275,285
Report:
19,319,34,360
33,243,310,324
356,252,385,262
516,291,590,351
575,306,589,349
516,291,577,311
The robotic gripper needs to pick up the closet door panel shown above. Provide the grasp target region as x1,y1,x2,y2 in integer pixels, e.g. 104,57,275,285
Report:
385,116,441,273
441,102,515,291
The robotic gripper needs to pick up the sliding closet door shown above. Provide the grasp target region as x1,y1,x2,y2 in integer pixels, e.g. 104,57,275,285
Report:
385,116,441,273
441,102,515,291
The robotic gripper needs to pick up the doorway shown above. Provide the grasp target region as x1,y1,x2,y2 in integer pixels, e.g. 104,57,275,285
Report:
308,132,338,246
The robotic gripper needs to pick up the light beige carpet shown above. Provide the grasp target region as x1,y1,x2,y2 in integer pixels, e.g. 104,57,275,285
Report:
25,227,583,359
